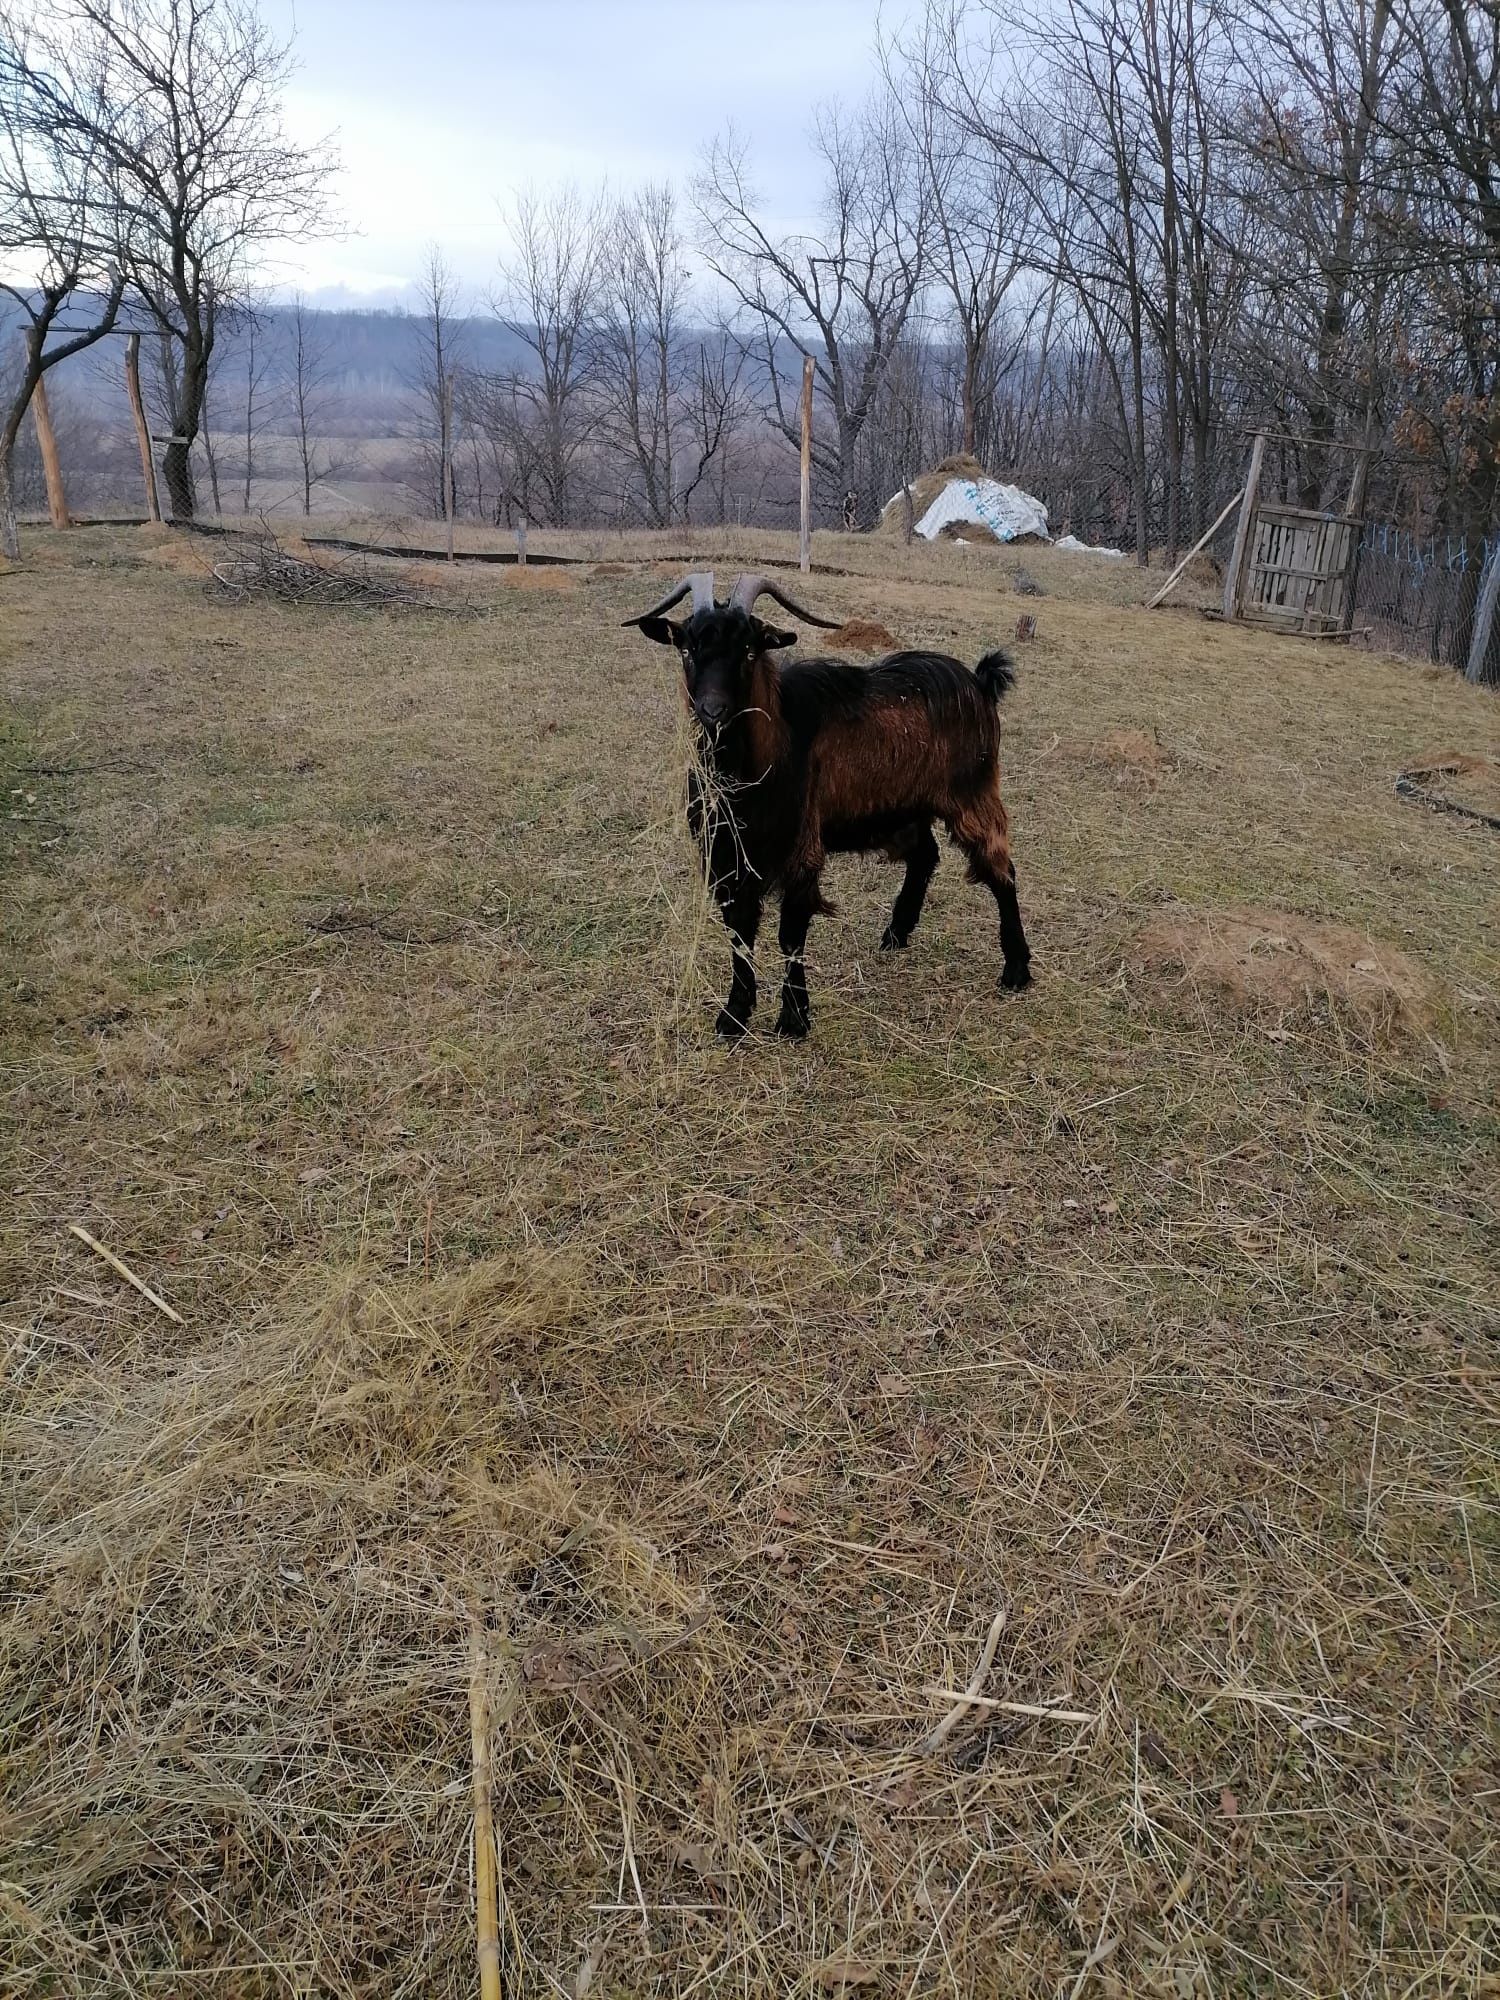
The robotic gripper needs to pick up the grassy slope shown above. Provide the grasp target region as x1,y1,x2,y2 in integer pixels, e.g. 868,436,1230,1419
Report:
2,526,1497,1998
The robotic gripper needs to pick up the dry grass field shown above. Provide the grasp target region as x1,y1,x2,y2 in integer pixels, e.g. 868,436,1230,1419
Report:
2,521,1498,1998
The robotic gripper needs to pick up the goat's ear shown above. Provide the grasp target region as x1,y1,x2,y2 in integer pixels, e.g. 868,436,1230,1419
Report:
752,617,798,651
628,615,685,648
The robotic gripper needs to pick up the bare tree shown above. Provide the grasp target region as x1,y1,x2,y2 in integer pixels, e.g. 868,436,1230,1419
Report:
595,183,685,527
696,95,929,522
29,0,334,520
1385,0,1500,681
0,5,125,558
679,322,748,524
285,293,342,514
489,184,606,526
409,244,466,519
892,14,1035,464
1222,0,1403,509
236,301,275,512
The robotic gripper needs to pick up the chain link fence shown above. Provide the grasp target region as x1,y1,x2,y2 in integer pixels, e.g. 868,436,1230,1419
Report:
1354,523,1493,671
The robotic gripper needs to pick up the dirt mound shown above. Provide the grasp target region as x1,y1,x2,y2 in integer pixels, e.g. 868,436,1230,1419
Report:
825,618,898,653
1062,729,1173,786
877,454,989,535
591,560,634,578
138,535,214,578
1088,729,1170,772
497,565,579,592
1139,905,1442,1038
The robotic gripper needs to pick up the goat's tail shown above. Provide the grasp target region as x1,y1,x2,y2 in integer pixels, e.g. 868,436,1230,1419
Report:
974,649,1017,704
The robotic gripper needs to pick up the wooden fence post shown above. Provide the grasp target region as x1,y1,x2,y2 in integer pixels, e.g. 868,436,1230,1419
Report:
515,518,527,566
1222,431,1265,622
30,372,70,530
125,333,161,523
1465,543,1500,687
442,375,455,563
799,355,813,575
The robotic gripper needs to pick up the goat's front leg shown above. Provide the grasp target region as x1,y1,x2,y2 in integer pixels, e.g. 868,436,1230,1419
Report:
775,874,823,1038
714,881,763,1039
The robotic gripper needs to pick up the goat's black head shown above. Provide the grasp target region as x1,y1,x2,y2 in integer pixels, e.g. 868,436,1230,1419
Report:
624,572,839,734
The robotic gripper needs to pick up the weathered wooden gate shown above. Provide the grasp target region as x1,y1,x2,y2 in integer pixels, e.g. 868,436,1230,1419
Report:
1216,431,1370,638
1240,502,1360,635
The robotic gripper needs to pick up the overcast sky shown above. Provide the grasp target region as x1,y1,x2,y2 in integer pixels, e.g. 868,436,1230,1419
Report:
258,0,905,307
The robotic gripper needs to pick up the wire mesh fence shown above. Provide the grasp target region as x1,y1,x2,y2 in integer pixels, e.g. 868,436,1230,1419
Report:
1354,522,1492,671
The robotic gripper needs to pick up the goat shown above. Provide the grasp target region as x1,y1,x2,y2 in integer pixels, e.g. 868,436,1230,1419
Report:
624,571,1031,1039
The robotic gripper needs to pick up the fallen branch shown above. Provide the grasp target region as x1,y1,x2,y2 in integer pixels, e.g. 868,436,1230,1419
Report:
207,527,442,610
920,1604,1007,1753
1145,489,1242,609
1395,763,1500,831
68,1223,183,1324
922,1687,1097,1727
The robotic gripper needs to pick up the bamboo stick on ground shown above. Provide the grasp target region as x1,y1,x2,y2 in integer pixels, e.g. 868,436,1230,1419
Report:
920,1604,1008,1753
67,1223,182,1324
469,1619,503,2000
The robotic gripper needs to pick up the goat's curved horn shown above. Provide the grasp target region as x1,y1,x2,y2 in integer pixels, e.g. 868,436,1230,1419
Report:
729,573,842,628
622,570,715,627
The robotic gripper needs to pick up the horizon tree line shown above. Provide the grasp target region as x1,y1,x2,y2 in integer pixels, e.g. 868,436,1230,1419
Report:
1,0,1495,677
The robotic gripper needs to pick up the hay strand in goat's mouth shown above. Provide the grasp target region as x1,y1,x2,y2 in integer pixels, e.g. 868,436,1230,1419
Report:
468,1620,503,2000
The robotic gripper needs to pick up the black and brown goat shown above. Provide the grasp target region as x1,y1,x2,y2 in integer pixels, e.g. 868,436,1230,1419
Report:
625,571,1030,1039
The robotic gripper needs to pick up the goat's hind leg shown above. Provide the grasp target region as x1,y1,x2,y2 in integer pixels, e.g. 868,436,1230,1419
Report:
947,800,1031,991
880,822,941,951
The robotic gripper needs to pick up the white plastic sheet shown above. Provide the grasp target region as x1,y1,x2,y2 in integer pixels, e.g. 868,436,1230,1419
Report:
1053,532,1126,559
911,478,1051,544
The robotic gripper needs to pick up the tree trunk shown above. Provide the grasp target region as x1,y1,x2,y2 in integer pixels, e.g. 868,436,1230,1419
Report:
0,453,18,562
31,374,70,530
162,336,209,520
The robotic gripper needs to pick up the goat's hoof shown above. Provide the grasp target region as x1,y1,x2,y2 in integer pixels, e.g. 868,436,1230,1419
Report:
715,1007,750,1039
775,1007,810,1040
880,926,909,951
1001,960,1032,991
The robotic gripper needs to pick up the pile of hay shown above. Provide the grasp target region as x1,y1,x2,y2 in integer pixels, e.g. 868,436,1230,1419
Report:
1139,904,1443,1038
876,455,989,536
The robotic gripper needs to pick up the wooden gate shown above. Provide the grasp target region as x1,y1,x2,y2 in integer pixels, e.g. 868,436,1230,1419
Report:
1239,503,1360,634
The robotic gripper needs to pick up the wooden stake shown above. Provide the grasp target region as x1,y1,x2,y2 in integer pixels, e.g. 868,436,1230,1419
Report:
30,372,70,530
68,1223,182,1324
125,334,162,523
798,355,814,575
469,1621,503,2000
442,375,455,564
1146,487,1242,609
1222,432,1265,622
515,518,527,566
